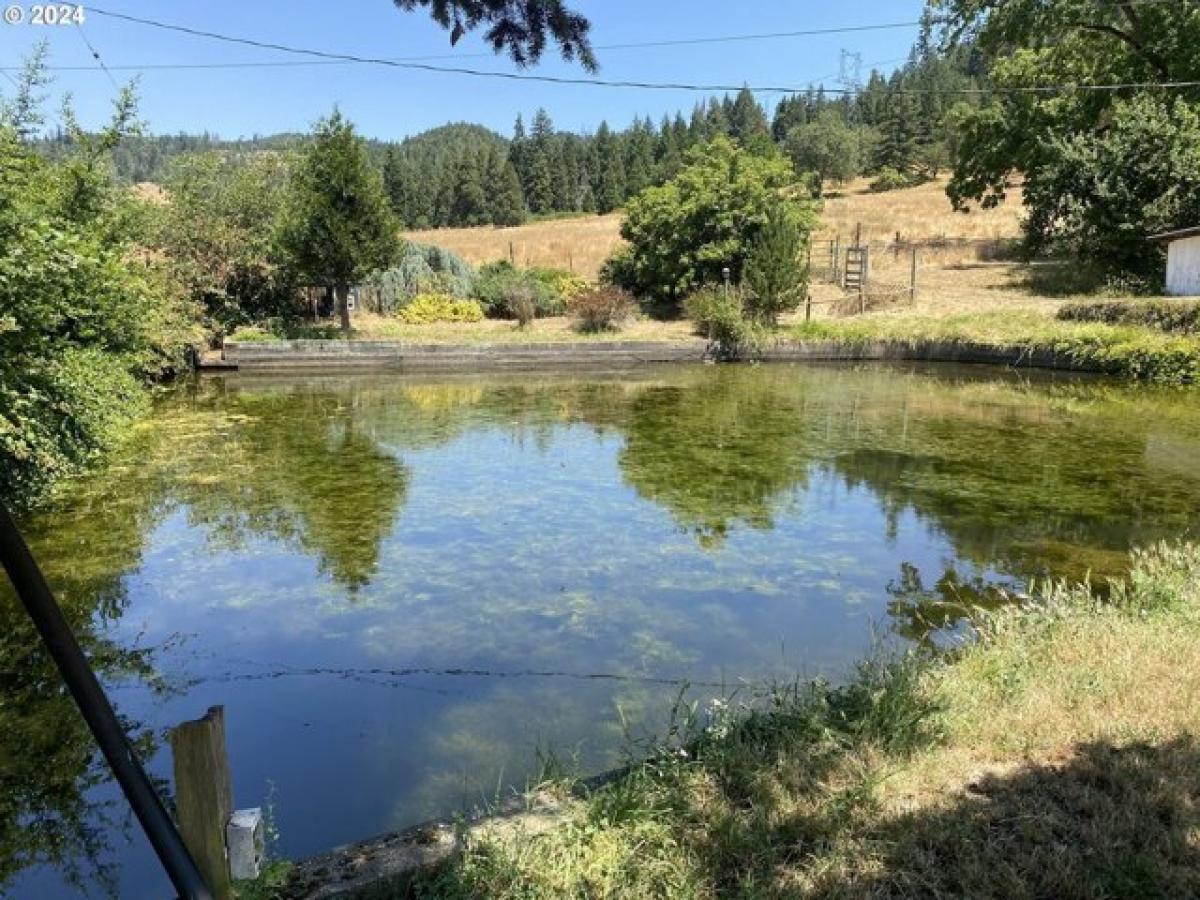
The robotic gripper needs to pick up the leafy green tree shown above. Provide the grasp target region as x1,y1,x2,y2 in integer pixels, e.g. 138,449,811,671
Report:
605,136,812,306
935,0,1200,273
155,150,295,332
744,203,808,324
785,110,862,192
278,110,399,331
1020,95,1200,277
0,68,197,509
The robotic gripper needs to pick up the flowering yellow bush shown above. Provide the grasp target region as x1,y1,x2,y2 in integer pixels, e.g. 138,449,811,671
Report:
397,294,485,324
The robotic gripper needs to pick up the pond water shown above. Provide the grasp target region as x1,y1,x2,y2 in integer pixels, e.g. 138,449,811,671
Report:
4,362,1200,898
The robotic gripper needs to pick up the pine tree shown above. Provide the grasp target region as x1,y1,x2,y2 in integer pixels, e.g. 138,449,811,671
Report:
486,150,526,227
624,118,655,198
729,87,769,144
875,78,920,173
593,121,625,214
525,108,557,214
509,113,529,185
279,109,398,331
450,150,489,225
689,103,708,142
706,97,730,136
382,146,402,213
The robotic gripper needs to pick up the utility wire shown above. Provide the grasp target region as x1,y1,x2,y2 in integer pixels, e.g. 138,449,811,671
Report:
73,21,121,90
52,6,1200,96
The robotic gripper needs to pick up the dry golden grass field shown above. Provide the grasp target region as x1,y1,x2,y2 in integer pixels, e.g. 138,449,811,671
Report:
407,176,1054,325
407,176,1031,307
407,213,625,279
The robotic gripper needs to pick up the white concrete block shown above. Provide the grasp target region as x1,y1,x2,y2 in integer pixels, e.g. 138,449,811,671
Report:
227,807,265,881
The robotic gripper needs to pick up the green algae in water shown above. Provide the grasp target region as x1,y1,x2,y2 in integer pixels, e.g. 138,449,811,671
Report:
4,362,1200,899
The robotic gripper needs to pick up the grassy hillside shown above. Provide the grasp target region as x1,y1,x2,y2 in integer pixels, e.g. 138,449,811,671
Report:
405,177,1025,287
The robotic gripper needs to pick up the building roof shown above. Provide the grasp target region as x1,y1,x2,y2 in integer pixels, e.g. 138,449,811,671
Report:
1149,226,1200,243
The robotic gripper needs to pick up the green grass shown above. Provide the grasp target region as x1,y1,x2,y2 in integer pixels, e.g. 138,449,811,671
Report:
360,542,1200,899
792,311,1200,382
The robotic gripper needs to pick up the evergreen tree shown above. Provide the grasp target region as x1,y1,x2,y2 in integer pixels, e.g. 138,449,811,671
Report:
623,118,655,198
508,113,529,187
705,97,730,136
525,108,557,214
279,109,399,331
486,150,526,227
593,121,626,214
450,150,489,225
729,87,769,144
382,146,404,214
875,78,920,173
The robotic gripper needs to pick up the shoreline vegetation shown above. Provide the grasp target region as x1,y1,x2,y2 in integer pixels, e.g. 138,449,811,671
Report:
321,541,1200,899
224,305,1200,384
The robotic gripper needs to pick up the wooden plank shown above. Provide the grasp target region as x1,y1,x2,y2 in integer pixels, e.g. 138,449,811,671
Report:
169,706,233,899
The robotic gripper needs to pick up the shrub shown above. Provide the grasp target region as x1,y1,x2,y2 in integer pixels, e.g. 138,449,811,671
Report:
528,267,590,301
869,167,920,193
743,203,807,324
570,287,635,333
397,294,484,324
473,261,564,318
226,325,281,343
609,137,815,307
362,242,475,313
1057,299,1200,334
683,287,764,359
507,287,538,328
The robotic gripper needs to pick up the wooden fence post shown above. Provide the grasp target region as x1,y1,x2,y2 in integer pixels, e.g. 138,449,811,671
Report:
170,706,233,900
909,246,918,304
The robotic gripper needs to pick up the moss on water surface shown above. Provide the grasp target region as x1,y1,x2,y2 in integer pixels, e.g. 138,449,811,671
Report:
4,363,1200,897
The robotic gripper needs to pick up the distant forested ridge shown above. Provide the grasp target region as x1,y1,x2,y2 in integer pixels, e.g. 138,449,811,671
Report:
30,23,980,229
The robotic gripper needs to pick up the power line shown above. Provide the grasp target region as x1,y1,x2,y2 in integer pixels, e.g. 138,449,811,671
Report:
0,18,928,75
73,22,121,90
60,6,1200,97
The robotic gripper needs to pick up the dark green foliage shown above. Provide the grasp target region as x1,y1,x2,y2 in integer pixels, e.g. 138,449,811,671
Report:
0,73,197,509
870,166,922,193
472,261,563,318
1058,300,1200,335
743,204,808,324
392,0,595,71
938,0,1200,276
607,137,814,306
278,110,399,329
154,150,299,333
785,110,863,190
488,151,526,227
1021,96,1200,276
728,88,770,144
592,121,626,214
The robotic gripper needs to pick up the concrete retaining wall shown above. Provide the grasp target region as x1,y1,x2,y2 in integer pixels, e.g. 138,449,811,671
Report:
222,340,706,371
217,338,1109,375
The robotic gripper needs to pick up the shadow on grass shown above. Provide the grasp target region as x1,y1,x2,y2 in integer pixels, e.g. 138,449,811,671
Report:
819,736,1200,898
393,735,1200,899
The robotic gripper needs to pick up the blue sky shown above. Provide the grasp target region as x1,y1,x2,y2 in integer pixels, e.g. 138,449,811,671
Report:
1,1,926,139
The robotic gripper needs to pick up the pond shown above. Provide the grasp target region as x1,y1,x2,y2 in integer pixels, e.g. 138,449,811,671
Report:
4,362,1200,898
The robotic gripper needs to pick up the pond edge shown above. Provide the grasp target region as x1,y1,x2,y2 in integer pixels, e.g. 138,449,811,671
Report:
215,339,1108,374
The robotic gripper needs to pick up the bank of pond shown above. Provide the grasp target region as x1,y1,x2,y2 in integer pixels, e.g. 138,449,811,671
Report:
3,361,1200,898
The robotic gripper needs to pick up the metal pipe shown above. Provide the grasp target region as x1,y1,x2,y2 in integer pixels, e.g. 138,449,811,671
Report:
0,500,214,900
